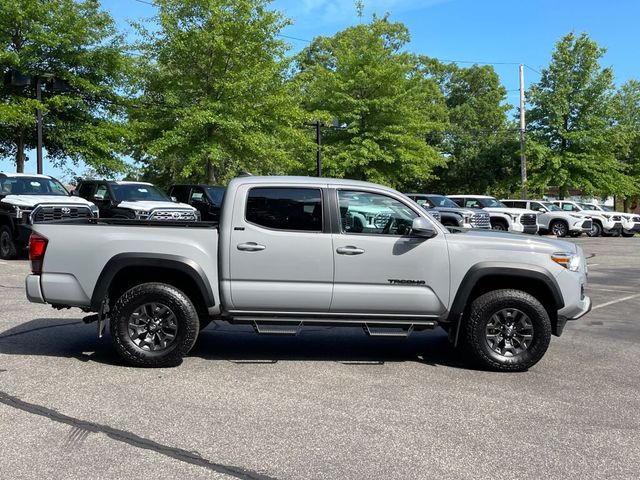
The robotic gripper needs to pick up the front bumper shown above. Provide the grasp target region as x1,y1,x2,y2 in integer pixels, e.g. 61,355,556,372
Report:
521,225,538,234
603,222,623,233
623,223,640,233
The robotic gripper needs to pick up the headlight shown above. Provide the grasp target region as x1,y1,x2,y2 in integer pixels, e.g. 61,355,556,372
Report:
602,214,611,219
551,252,581,272
509,214,519,221
570,214,582,219
135,210,151,219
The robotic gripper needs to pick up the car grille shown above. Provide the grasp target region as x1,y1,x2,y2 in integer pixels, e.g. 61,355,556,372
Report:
633,216,640,222
429,210,441,222
582,219,593,229
149,210,198,221
470,212,491,229
520,213,537,226
32,205,93,223
612,215,622,221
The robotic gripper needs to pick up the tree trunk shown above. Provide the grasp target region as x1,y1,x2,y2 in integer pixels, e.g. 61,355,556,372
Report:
206,158,216,184
16,132,25,173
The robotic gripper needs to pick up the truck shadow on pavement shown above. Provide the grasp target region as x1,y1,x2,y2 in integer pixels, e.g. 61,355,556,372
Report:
0,319,474,370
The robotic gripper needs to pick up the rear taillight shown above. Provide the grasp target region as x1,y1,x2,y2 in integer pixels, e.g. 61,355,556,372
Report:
29,232,48,275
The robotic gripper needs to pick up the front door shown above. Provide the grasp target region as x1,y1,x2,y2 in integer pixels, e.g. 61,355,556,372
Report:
331,189,450,316
228,185,334,312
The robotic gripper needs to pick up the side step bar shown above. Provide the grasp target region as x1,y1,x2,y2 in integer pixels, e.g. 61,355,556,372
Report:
252,321,303,336
235,316,438,337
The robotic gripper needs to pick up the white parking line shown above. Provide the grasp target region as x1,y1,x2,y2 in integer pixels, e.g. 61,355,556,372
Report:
588,263,599,267
0,261,7,265
589,287,637,294
592,293,640,310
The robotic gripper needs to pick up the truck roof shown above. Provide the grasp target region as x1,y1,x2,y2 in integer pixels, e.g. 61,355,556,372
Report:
447,194,495,199
0,172,53,179
228,175,400,195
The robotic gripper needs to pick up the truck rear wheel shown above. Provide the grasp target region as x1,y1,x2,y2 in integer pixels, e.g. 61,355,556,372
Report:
110,282,200,367
0,225,18,260
462,289,551,372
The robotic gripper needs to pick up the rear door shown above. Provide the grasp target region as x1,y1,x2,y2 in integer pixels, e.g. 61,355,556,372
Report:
330,189,450,316
228,184,333,312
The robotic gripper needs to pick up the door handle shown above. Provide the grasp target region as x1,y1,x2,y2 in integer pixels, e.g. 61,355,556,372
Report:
336,246,365,255
237,242,266,252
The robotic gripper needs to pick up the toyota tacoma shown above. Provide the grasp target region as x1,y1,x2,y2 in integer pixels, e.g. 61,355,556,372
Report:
25,176,591,371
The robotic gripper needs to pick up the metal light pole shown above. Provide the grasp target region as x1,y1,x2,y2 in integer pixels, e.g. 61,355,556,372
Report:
519,64,527,199
35,76,43,175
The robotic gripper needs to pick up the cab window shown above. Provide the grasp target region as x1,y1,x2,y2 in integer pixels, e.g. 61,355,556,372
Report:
246,187,322,232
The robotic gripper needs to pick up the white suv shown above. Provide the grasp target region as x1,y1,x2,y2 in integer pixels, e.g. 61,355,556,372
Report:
552,201,622,237
501,199,592,238
448,195,538,234
0,172,98,259
579,202,640,238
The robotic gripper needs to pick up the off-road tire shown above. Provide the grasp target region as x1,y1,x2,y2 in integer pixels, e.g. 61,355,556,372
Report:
110,282,199,367
462,289,552,372
0,225,18,260
550,220,569,237
621,231,636,238
587,222,602,237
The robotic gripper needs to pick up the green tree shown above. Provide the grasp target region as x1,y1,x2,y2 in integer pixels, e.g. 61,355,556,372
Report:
0,0,129,174
526,32,633,197
293,16,448,189
424,60,513,194
129,0,309,185
612,79,640,202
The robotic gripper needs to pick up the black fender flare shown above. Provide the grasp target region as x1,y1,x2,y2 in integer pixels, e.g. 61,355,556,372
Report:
446,262,564,343
91,253,215,310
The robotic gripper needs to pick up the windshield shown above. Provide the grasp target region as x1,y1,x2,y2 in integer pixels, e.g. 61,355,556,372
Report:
111,183,170,202
427,195,459,208
541,202,562,211
206,186,226,205
0,176,69,196
579,203,600,211
412,197,435,208
478,197,506,208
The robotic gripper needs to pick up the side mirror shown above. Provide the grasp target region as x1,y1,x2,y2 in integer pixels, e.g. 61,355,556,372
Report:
93,194,105,201
171,196,178,202
411,217,437,238
70,190,78,196
538,208,546,213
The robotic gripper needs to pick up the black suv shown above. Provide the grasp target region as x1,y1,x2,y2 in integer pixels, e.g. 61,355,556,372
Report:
167,184,226,221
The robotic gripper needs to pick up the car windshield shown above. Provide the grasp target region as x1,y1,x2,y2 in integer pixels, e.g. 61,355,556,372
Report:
579,203,600,211
602,206,613,212
541,202,562,211
206,186,225,205
111,183,169,202
0,176,69,196
478,197,506,208
412,197,435,208
427,195,459,208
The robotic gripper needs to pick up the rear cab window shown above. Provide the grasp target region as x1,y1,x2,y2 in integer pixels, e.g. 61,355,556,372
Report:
245,187,322,232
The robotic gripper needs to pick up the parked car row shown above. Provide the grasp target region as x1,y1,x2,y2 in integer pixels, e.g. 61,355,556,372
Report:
0,172,228,259
2,171,638,259
405,191,640,239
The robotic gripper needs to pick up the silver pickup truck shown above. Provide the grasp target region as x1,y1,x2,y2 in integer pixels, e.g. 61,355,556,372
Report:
25,176,591,371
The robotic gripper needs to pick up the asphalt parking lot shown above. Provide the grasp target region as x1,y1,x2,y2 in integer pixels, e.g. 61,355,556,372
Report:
1,236,639,480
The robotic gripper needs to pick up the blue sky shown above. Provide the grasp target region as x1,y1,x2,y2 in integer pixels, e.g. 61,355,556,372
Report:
4,0,639,179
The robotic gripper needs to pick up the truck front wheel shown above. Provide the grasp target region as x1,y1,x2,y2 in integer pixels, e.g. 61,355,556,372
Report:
110,282,200,367
462,289,551,372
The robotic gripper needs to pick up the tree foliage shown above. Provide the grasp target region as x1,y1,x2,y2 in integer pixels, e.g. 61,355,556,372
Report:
526,32,633,197
129,0,309,186
0,0,129,174
293,16,447,189
423,60,515,195
611,80,640,193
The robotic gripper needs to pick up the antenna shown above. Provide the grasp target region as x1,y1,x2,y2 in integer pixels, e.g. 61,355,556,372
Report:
355,0,364,22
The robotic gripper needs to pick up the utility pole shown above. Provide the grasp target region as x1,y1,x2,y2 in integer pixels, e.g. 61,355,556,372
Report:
519,64,527,199
35,76,43,175
315,120,322,177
